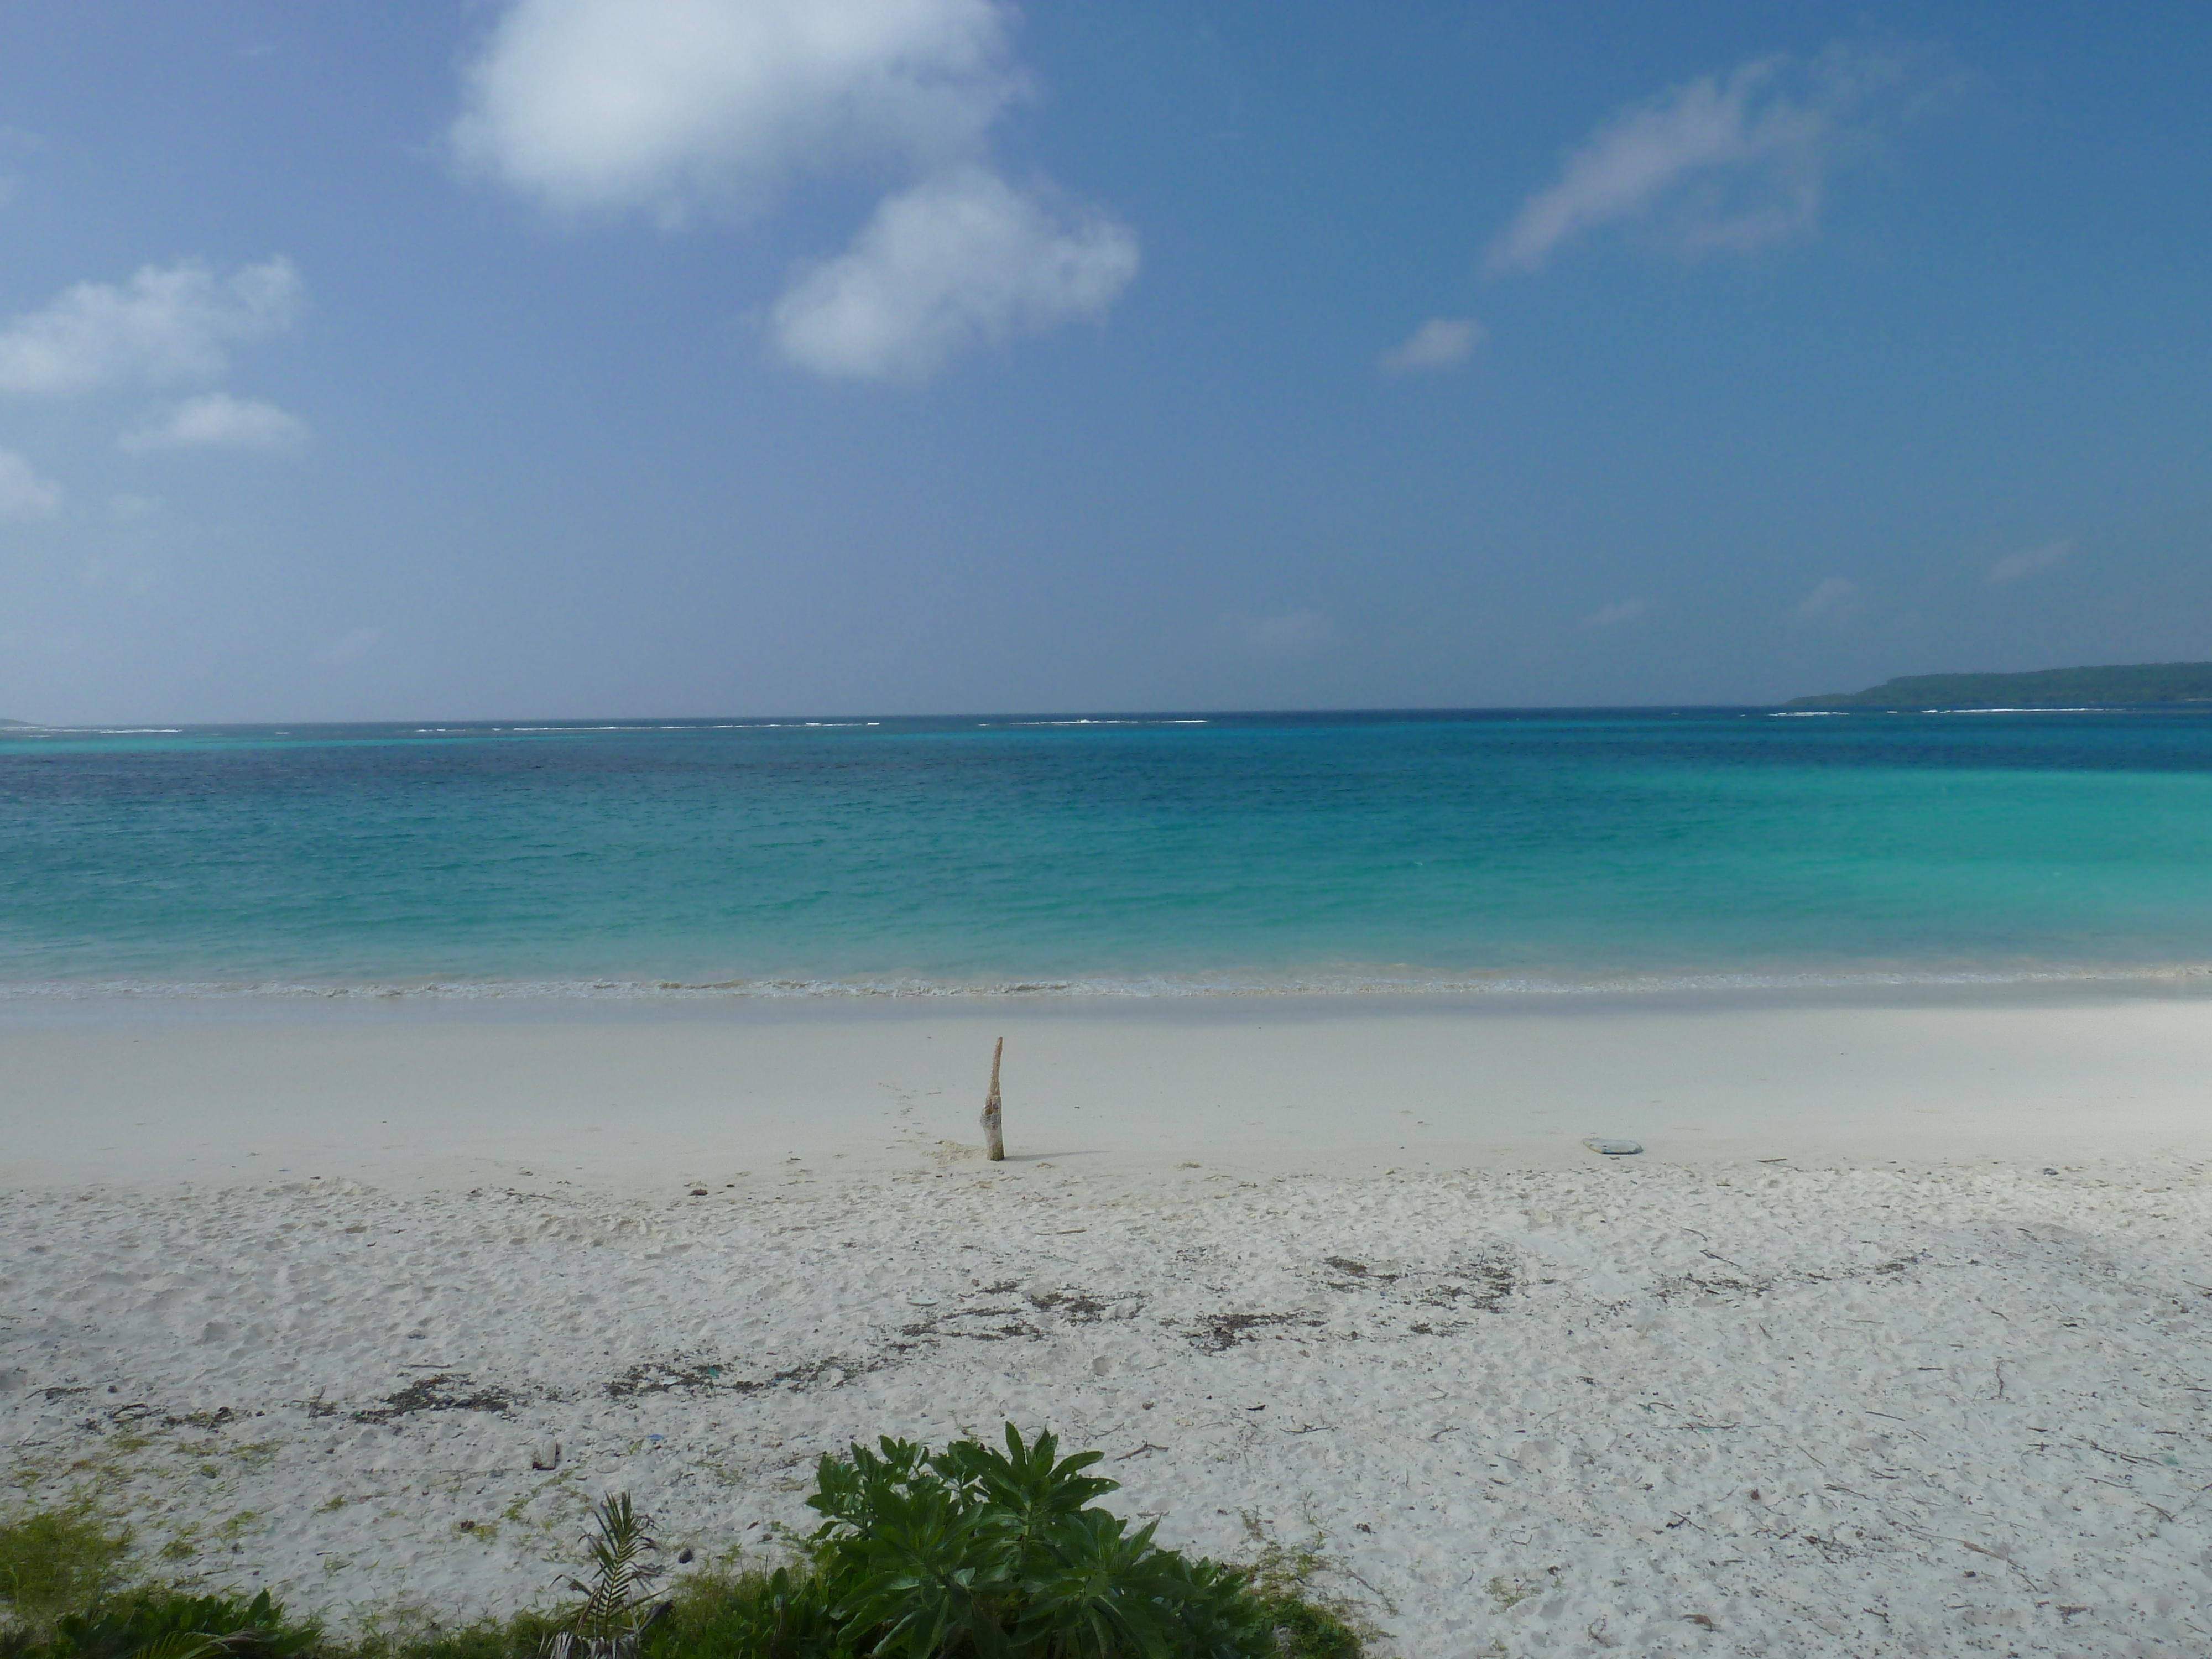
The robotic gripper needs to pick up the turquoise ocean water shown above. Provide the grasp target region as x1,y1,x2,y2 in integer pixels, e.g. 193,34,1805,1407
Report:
4,709,2211,996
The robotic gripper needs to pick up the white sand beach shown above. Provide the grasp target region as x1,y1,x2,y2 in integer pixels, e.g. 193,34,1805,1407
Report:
8,987,2212,1654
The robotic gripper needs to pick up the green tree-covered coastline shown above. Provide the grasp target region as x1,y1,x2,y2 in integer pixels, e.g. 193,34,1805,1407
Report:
1786,661,2212,710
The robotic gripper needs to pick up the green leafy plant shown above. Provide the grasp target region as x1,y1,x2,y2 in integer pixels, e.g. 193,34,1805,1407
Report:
49,1590,315,1659
651,1564,838,1659
544,1497,664,1659
799,1423,1306,1657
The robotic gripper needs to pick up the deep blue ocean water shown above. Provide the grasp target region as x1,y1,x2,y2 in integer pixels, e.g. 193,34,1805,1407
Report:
4,709,2211,995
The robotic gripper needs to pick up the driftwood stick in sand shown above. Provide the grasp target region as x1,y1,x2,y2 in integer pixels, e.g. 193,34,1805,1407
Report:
981,1036,1005,1161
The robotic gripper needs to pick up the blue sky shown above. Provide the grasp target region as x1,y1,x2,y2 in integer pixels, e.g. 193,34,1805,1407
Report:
1,1,2206,721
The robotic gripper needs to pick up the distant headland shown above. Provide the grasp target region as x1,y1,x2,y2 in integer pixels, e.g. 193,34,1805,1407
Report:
1787,661,2212,710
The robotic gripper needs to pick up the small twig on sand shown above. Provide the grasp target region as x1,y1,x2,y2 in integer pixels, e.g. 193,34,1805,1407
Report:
981,1036,1005,1162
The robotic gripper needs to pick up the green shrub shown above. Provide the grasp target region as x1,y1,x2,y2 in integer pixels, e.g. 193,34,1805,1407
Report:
783,1422,1344,1657
647,1566,837,1659
50,1589,316,1659
339,1611,559,1659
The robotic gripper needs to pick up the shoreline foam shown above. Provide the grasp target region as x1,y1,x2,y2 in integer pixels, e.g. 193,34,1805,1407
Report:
7,958,2212,1004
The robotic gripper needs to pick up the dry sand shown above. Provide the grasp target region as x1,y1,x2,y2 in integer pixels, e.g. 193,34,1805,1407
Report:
7,987,2212,1655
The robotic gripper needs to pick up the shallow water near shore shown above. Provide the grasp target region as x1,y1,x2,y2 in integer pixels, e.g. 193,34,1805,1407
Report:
6,707,2212,997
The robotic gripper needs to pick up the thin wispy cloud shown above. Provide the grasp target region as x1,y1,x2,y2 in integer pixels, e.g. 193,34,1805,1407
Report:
0,448,61,519
0,258,301,395
120,393,309,456
455,0,1135,382
1985,537,2072,586
1488,44,1922,274
1380,317,1483,373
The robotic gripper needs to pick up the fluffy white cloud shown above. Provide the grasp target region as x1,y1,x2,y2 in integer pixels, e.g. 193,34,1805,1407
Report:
453,0,1021,218
119,393,308,456
0,258,301,395
0,448,61,518
455,0,1135,379
1381,317,1483,373
1986,536,2071,585
1489,45,1914,273
771,166,1137,381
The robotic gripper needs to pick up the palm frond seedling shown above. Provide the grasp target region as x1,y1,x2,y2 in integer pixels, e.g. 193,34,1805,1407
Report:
543,1495,665,1659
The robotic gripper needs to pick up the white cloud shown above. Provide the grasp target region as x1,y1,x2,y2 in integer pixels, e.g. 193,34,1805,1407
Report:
1224,609,1333,651
1488,45,1914,273
1985,536,2071,586
1582,597,1651,629
1381,317,1483,373
120,393,308,456
771,166,1137,381
0,448,61,518
455,0,1135,379
452,0,1022,219
1793,575,1862,627
0,258,302,396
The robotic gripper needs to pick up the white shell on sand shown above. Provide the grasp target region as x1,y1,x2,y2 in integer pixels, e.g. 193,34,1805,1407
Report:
1583,1136,1643,1155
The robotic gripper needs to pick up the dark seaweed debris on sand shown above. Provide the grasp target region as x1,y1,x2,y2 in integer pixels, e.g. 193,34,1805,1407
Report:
354,1373,513,1422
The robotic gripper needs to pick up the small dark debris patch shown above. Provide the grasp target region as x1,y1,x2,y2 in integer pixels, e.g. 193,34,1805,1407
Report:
1323,1255,1400,1286
1029,1290,1115,1322
39,1386,88,1402
161,1405,238,1430
901,1321,1036,1343
1682,1250,1932,1301
985,1279,1021,1294
1658,1274,1775,1302
608,1360,731,1399
759,1355,893,1392
1866,1254,1927,1276
356,1373,512,1423
1422,1254,1516,1313
1184,1312,1322,1353
901,1303,1041,1343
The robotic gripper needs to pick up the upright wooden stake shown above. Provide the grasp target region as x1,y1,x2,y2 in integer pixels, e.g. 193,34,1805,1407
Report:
981,1036,1005,1161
